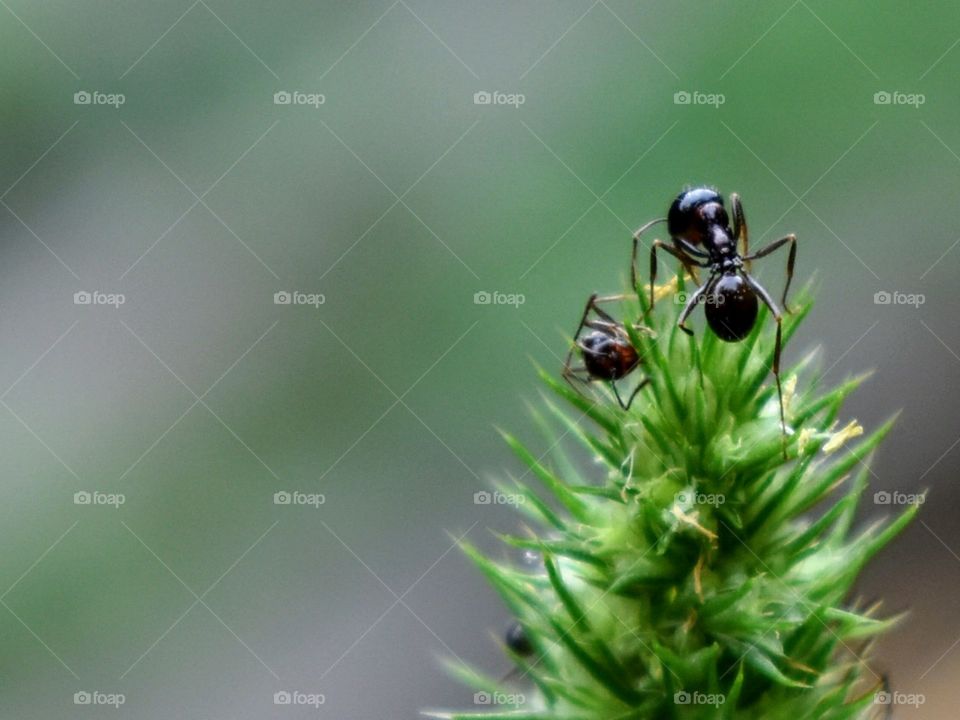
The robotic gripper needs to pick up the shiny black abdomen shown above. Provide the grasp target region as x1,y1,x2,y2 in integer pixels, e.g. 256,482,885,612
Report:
705,274,758,341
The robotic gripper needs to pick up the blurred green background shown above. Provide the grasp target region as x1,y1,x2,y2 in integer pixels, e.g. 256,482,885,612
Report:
0,1,957,717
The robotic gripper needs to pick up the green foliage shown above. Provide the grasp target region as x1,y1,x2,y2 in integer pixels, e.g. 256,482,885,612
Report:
434,278,920,720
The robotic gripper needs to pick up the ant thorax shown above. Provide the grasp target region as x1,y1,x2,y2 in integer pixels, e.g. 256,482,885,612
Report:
714,256,743,273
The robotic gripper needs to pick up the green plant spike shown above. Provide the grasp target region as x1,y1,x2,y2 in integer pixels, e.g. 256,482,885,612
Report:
440,278,918,720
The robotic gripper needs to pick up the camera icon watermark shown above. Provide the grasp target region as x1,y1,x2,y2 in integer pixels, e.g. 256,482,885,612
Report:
673,90,725,108
74,690,125,707
873,490,924,506
473,691,525,706
473,490,525,506
273,490,325,508
74,90,125,108
874,690,925,707
274,290,325,307
473,90,525,108
74,290,125,308
273,90,325,108
473,290,525,308
74,490,125,508
873,90,925,108
873,290,925,307
673,690,725,706
273,690,325,707
675,490,725,507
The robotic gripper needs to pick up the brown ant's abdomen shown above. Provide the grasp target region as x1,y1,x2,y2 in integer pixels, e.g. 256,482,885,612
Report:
581,333,639,380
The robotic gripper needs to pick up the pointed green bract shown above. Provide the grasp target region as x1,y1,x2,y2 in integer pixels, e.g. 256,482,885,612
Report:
442,283,916,720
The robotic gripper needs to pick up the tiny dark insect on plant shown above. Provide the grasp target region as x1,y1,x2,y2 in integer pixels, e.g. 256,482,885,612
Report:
504,621,533,657
561,293,653,410
497,621,534,684
636,187,797,437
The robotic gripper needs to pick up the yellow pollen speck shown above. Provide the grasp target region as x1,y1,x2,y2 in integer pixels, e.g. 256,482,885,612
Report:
782,375,798,411
653,276,680,302
797,427,815,454
823,420,864,454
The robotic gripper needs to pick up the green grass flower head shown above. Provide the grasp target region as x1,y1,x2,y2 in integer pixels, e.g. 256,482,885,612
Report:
436,273,920,720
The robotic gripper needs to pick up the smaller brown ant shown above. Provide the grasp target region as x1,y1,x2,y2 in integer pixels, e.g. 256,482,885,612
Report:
562,293,653,411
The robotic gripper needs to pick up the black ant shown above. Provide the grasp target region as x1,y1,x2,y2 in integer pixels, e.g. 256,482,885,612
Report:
498,621,534,683
504,621,533,657
562,293,653,410
639,187,797,435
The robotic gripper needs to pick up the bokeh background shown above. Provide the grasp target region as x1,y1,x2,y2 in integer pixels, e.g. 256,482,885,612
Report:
0,1,956,717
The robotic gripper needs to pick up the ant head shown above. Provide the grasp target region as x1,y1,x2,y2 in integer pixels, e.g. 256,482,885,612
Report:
667,187,729,243
580,331,639,380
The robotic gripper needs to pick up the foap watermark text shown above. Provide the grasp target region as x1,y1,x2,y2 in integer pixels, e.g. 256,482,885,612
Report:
874,90,925,108
75,290,125,308
674,90,725,108
474,490,525,506
474,91,525,108
874,491,924,506
675,290,725,306
74,691,125,708
874,690,925,708
275,291,325,307
474,691,525,706
274,491,325,508
74,491,125,508
676,491,725,507
274,91,325,108
474,291,525,307
674,691,725,707
74,90,125,108
874,290,924,307
274,690,325,708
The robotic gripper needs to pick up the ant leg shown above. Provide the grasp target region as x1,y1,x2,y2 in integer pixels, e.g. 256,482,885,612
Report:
678,277,715,335
589,293,634,324
743,273,787,453
563,294,601,387
627,321,657,338
630,218,666,290
620,377,651,410
745,234,797,312
675,237,708,259
649,239,703,310
673,238,707,283
631,236,641,291
562,364,593,396
610,382,626,410
590,294,658,337
731,193,749,267
634,233,700,292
